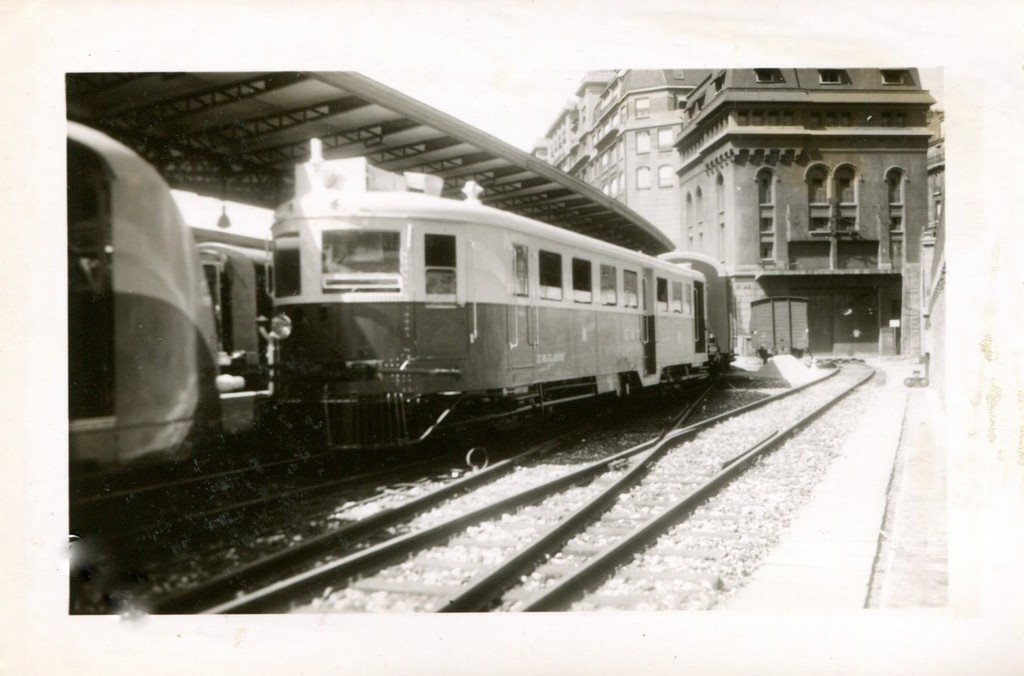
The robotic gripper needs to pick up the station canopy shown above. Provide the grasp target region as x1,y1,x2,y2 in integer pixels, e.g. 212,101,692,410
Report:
66,72,673,254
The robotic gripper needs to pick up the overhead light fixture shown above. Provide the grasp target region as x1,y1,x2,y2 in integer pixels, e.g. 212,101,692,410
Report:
217,204,231,229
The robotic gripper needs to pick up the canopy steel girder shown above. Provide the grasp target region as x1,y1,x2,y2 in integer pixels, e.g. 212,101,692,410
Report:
66,71,673,254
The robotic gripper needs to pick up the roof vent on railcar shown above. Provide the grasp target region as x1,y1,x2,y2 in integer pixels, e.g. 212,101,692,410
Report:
294,139,443,199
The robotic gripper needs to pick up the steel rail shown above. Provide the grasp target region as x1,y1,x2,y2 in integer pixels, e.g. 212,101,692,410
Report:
517,367,874,612
153,430,578,613
433,379,718,612
198,371,835,613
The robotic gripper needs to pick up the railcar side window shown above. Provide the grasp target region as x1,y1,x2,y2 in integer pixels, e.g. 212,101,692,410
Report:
513,244,529,296
600,264,617,305
273,234,301,297
572,258,592,303
539,250,563,301
623,270,639,308
685,282,693,315
424,234,457,296
656,277,669,312
671,281,683,314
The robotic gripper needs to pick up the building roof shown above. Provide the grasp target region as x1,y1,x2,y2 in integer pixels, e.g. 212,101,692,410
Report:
66,71,674,254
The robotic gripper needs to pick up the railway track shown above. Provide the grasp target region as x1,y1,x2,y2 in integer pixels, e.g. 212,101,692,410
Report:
167,366,860,614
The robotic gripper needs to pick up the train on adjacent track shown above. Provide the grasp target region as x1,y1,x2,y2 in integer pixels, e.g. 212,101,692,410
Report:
265,141,731,448
68,123,271,469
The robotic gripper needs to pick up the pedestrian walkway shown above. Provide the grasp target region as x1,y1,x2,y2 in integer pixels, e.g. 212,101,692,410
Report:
721,361,943,612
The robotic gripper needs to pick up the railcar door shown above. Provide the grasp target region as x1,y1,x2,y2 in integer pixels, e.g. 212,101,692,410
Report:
508,243,534,368
416,230,468,357
68,139,115,422
642,268,657,376
694,280,707,353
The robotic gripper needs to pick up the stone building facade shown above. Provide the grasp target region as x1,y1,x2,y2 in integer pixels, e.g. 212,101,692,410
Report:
536,69,936,357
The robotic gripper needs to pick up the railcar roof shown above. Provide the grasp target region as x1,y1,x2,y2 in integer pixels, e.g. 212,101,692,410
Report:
66,72,674,255
281,189,703,280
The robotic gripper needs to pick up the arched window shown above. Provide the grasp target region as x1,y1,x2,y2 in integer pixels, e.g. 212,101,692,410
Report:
636,166,651,190
695,187,703,222
834,165,856,204
886,168,904,205
658,165,674,188
756,168,773,205
685,192,693,227
715,173,725,211
806,165,828,203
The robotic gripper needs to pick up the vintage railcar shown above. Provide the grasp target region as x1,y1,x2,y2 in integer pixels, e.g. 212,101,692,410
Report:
68,123,222,467
266,142,718,448
197,240,273,434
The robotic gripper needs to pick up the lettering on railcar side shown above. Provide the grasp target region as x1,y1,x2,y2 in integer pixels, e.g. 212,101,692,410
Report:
535,352,566,364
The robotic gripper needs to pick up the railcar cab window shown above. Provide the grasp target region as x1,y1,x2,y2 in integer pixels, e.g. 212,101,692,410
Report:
539,250,563,301
572,258,593,303
424,234,457,297
513,244,529,296
623,270,639,308
273,233,301,297
321,230,400,292
600,264,617,305
671,281,684,314
656,277,669,312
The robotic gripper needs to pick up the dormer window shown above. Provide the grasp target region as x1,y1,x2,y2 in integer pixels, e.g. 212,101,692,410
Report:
754,69,781,83
818,69,845,85
881,69,909,85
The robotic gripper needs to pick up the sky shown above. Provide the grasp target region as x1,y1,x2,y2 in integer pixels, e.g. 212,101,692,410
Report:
176,67,944,238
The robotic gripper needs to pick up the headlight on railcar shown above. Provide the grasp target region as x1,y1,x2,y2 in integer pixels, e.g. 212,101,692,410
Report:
270,312,293,340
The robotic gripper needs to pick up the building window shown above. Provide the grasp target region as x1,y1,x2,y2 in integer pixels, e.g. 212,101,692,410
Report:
623,269,639,308
715,173,725,212
695,187,703,222
760,241,774,260
658,165,674,188
636,130,650,154
818,69,846,84
637,166,651,190
757,168,774,205
754,69,781,83
886,168,904,205
834,165,856,204
718,222,725,261
635,97,650,119
760,217,774,233
714,75,725,92
810,217,830,232
657,128,674,150
685,192,693,226
572,258,593,303
806,165,828,204
539,250,563,301
600,264,617,305
881,69,909,85
513,244,529,297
